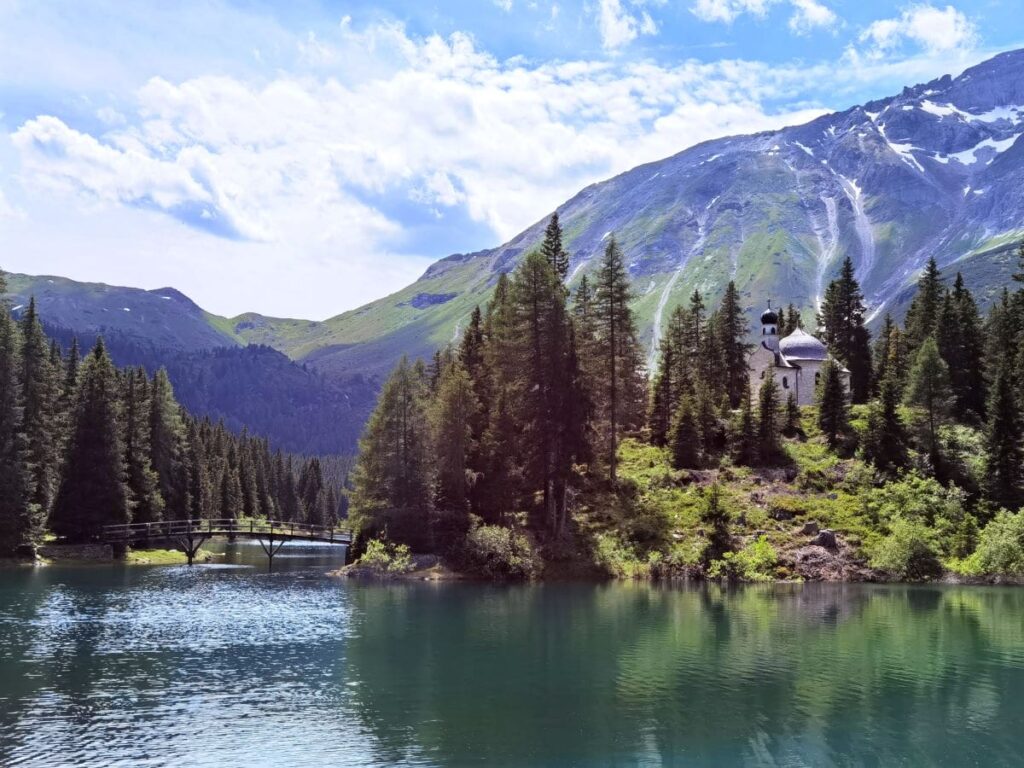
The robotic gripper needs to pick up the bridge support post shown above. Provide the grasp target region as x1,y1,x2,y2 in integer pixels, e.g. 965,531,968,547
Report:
174,523,209,566
258,532,288,572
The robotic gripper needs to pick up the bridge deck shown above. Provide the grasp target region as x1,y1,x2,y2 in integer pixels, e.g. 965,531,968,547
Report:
102,518,352,546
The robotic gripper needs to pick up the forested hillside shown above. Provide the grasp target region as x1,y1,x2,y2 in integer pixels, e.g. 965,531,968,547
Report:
0,274,347,557
347,215,1024,583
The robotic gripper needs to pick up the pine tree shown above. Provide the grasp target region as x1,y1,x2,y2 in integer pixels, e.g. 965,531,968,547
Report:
0,294,31,555
647,305,686,446
872,314,895,389
430,359,479,517
539,212,570,283
757,375,781,463
350,357,433,548
818,257,873,402
51,339,129,541
903,337,953,475
718,281,751,408
817,359,849,448
781,304,802,336
951,273,987,420
861,371,908,474
669,395,700,469
17,297,58,539
984,360,1023,510
782,392,802,437
731,382,758,465
591,235,645,481
904,257,943,354
149,369,190,518
122,368,164,525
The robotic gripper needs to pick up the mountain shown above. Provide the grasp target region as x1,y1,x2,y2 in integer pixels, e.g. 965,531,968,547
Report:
6,274,377,455
6,48,1024,445
213,48,1024,375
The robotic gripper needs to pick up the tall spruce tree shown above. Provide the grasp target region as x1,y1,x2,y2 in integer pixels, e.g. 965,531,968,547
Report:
903,337,953,476
817,359,849,448
669,395,700,469
951,273,987,419
430,358,479,518
51,339,129,541
539,212,570,283
818,257,873,402
591,235,645,481
904,257,943,353
984,360,1023,510
17,297,57,540
718,281,751,408
0,285,31,555
861,371,908,475
731,381,758,465
757,376,781,463
149,369,190,518
350,357,433,548
122,368,164,525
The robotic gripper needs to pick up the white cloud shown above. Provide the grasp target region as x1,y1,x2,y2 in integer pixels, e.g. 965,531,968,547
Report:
690,0,776,24
494,0,514,11
2,15,994,317
597,0,659,51
859,4,977,58
788,0,838,34
691,0,838,33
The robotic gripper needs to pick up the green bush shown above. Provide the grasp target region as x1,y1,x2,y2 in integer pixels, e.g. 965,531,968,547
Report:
976,511,1024,575
358,538,414,574
462,524,541,580
708,538,778,582
869,518,941,580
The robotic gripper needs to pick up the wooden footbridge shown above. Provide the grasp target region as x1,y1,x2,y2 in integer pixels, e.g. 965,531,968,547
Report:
102,518,352,570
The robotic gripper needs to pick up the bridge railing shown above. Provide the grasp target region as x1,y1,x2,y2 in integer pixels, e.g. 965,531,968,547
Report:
101,518,352,543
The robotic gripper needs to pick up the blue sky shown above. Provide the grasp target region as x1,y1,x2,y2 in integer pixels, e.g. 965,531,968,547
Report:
1,0,1021,318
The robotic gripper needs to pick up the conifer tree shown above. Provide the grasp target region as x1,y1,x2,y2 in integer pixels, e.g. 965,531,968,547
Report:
861,372,908,474
782,392,802,437
951,273,987,419
539,212,570,283
669,395,700,469
781,304,802,336
904,257,943,353
185,421,212,520
984,360,1023,510
718,281,751,408
757,376,781,462
350,357,433,547
591,235,645,480
509,249,584,534
149,369,190,518
872,314,895,389
817,359,849,448
647,305,686,446
18,297,58,538
430,359,479,517
123,368,164,525
731,382,757,465
51,339,129,541
903,337,953,475
0,290,31,554
818,257,873,402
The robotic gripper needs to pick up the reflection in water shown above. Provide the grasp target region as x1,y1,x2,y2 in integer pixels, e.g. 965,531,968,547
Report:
2,550,1023,767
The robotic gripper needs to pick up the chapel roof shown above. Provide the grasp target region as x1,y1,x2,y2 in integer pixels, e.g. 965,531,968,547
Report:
779,327,828,361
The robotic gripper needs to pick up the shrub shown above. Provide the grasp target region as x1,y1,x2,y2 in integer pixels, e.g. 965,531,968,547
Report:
869,518,941,580
768,495,807,521
592,533,649,579
358,538,414,574
462,524,541,580
975,511,1024,575
708,537,778,582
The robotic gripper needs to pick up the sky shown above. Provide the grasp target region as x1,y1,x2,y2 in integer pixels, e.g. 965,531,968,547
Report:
0,0,1022,319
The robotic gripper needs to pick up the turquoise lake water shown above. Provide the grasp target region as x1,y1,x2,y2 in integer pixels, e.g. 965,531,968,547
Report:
1,542,1022,766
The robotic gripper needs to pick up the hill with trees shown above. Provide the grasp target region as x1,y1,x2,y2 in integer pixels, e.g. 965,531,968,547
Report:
346,217,1024,583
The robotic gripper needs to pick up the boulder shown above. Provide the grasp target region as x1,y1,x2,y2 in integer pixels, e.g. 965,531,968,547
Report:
812,529,838,550
800,521,820,536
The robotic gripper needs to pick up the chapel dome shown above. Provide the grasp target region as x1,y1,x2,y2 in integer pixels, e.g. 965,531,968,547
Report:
760,306,778,324
779,327,828,360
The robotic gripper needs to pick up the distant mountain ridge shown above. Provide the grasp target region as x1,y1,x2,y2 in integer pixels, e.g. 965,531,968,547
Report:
6,48,1024,448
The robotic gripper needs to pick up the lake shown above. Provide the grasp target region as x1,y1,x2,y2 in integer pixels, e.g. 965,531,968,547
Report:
1,542,1022,767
